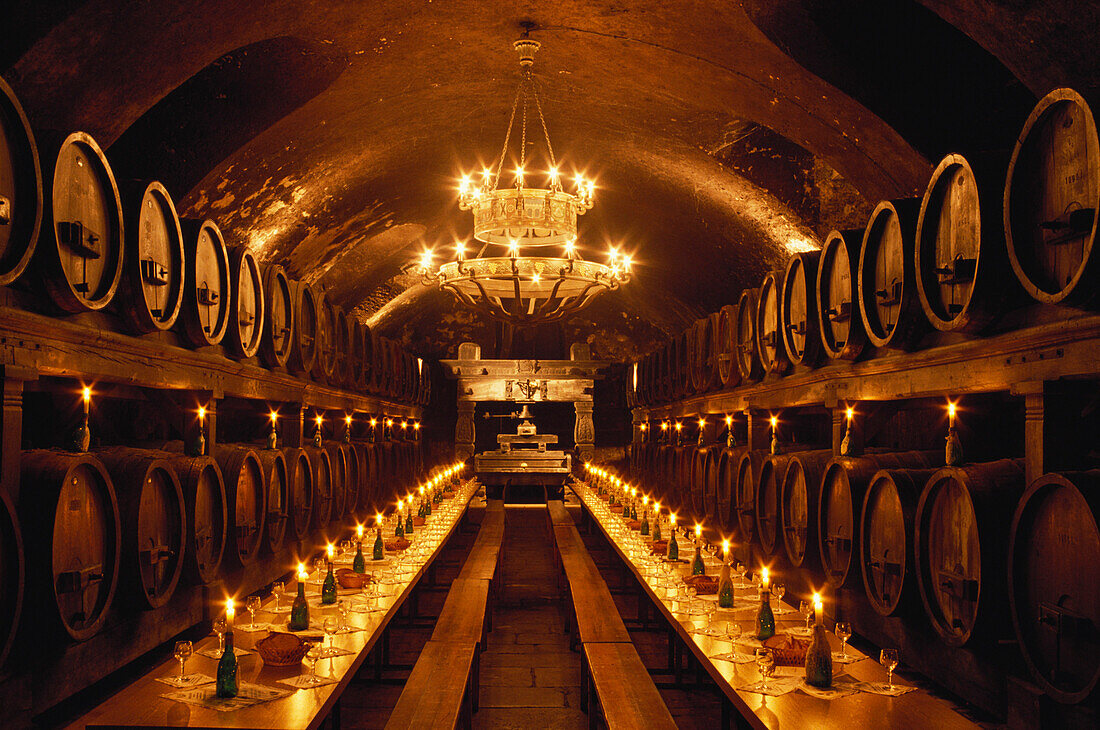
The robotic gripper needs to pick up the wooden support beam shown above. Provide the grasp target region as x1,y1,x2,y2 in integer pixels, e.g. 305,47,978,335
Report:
0,366,33,505
1012,380,1085,485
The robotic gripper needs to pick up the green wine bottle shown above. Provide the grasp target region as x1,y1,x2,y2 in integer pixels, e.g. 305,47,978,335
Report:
289,581,310,630
640,511,650,536
353,541,367,573
667,530,679,561
756,589,776,640
804,623,833,687
216,630,238,698
405,512,414,535
373,528,384,560
692,544,705,576
424,496,432,516
321,560,337,605
395,518,405,538
653,515,663,542
717,561,734,608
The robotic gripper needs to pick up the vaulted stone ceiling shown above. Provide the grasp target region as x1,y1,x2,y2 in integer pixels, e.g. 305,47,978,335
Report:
5,0,1085,361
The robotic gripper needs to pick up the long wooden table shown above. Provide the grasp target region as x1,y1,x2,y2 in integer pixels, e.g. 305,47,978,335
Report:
68,482,480,730
571,482,980,730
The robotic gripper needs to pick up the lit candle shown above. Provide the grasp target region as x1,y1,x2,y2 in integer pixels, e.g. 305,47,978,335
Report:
345,414,353,426
82,386,91,416
641,495,648,507
661,422,668,432
670,513,677,528
396,499,403,517
675,422,682,432
694,523,702,540
722,539,729,561
270,411,278,425
413,422,421,432
198,406,206,427
846,406,854,424
654,501,661,515
770,414,778,434
356,524,364,541
225,598,235,626
698,417,706,430
813,592,823,625
297,562,308,582
375,513,383,527
326,543,335,563
640,423,647,432
948,401,957,429
761,566,770,590
401,420,408,431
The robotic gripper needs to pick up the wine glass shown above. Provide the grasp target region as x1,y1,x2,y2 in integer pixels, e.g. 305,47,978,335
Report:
835,621,852,659
337,600,349,631
880,648,899,688
305,642,323,685
173,640,193,681
323,616,338,656
733,560,746,587
313,557,326,582
800,600,813,631
246,596,261,630
741,562,753,588
772,582,786,613
754,647,775,691
212,616,227,652
726,620,742,645
272,581,285,611
340,539,352,556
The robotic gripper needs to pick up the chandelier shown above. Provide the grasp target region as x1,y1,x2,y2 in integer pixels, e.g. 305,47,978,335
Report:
416,35,631,325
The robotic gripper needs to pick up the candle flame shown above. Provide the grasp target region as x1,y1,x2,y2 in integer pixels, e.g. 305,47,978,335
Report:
725,415,732,426
769,415,778,428
813,591,822,609
326,543,334,558
298,562,308,580
375,513,383,525
670,513,677,525
82,386,92,403
762,567,769,585
698,418,706,429
695,523,702,537
345,414,353,425
948,402,957,418
270,411,278,424
198,406,206,420
356,524,364,538
370,418,377,427
846,406,854,421
722,539,729,553
315,414,323,426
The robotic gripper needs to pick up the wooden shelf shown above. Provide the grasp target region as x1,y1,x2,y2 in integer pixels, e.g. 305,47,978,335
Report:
639,311,1100,418
0,305,422,417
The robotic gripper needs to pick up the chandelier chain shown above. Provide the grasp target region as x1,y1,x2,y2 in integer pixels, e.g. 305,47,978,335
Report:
519,78,528,174
528,73,558,171
493,79,522,190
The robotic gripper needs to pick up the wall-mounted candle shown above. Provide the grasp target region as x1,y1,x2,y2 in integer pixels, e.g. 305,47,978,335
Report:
225,598,235,626
675,422,683,432
270,411,278,425
813,592,823,624
345,414,353,426
401,420,408,430
198,406,206,427
698,417,706,430
640,423,647,432
82,386,92,416
770,414,778,432
948,401,957,429
661,422,669,431
761,566,770,589
846,406,854,423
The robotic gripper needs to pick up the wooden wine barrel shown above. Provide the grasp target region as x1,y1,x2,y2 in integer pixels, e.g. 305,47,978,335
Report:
781,251,822,367
735,450,768,546
1008,471,1100,703
38,132,124,312
688,446,710,521
652,343,668,404
281,447,314,542
915,459,1026,646
818,451,936,589
815,229,867,361
715,446,748,534
96,448,186,610
676,327,694,398
323,442,349,522
0,77,42,287
19,451,120,642
258,264,293,369
779,450,835,572
916,153,1012,332
287,280,318,375
702,445,721,525
859,468,938,617
858,199,926,350
353,442,377,515
654,445,675,508
212,445,268,566
756,270,791,376
255,448,288,552
736,288,764,382
303,445,334,529
419,358,432,406
164,454,226,586
714,305,740,389
344,442,362,519
330,306,350,387
347,316,364,392
358,322,374,393
0,487,24,668
675,445,694,513
116,181,185,333
368,331,386,395
312,292,337,382
178,219,230,347
758,451,826,557
225,246,265,359
690,315,721,394
1004,88,1100,306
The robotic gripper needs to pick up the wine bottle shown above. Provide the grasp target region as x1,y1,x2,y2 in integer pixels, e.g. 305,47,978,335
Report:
215,630,238,698
313,428,322,448
321,560,337,605
653,514,663,542
424,496,432,516
373,527,384,560
667,529,679,561
691,544,705,576
717,561,734,608
395,517,405,538
267,426,278,450
640,510,650,536
405,511,414,535
353,541,366,573
289,581,310,631
756,588,775,640
804,623,833,687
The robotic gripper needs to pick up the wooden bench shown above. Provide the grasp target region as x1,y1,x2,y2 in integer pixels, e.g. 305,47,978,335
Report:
384,640,477,730
552,523,631,646
582,642,678,730
547,498,573,525
431,577,490,647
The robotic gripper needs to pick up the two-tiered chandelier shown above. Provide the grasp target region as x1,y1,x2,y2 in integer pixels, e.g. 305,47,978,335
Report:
416,36,631,325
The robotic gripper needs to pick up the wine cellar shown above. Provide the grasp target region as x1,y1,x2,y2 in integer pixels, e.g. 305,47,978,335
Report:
2,2,1099,729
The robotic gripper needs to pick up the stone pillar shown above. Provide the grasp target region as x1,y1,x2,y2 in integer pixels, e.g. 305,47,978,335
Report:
574,401,595,463
455,401,475,460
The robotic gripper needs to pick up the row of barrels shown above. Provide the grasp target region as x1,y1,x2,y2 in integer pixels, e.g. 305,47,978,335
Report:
0,78,429,405
629,443,1100,704
0,438,428,664
628,87,1100,407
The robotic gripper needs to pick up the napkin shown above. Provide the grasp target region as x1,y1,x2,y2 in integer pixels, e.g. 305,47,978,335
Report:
709,651,756,664
195,645,251,660
739,676,800,696
156,673,214,688
279,674,340,689
798,680,861,700
857,681,918,696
